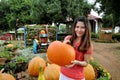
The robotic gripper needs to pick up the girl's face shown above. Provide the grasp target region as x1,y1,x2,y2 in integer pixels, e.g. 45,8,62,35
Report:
75,21,86,38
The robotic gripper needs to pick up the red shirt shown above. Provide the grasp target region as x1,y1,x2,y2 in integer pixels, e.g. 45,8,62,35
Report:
61,35,93,80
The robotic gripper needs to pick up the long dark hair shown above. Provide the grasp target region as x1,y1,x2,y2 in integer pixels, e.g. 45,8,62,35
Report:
70,16,91,53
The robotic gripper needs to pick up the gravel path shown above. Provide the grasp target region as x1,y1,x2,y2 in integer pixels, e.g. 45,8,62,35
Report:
93,42,120,80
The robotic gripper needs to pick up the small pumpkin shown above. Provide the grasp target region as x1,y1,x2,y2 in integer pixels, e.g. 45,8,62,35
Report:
28,57,46,76
40,30,46,34
6,44,14,48
84,64,95,80
0,68,15,80
90,56,94,61
47,41,75,66
44,64,60,80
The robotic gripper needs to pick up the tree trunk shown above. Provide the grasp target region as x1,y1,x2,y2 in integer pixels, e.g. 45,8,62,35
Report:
15,28,17,40
112,14,115,33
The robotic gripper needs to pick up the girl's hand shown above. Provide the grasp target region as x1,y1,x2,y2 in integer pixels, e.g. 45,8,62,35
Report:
71,60,79,64
72,60,88,67
65,60,79,68
65,63,75,68
63,40,71,44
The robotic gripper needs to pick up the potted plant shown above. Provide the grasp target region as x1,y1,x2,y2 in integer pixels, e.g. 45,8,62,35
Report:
0,58,7,65
0,48,12,61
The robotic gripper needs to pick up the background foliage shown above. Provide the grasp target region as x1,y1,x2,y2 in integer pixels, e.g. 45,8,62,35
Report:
94,0,120,28
0,0,92,31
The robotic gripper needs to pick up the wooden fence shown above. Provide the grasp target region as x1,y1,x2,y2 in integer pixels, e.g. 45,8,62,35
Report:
100,33,112,40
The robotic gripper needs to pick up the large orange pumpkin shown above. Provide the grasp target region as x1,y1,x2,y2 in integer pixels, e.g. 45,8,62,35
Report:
44,64,60,80
84,64,95,80
47,41,75,66
28,57,46,76
0,69,15,80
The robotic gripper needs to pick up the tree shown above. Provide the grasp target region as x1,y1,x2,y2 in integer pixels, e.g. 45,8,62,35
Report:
0,0,10,31
30,0,46,24
6,0,32,39
94,0,120,28
0,0,93,31
30,0,92,24
66,0,92,19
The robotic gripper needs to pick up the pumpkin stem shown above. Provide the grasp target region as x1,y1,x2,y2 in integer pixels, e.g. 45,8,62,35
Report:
0,68,4,73
38,66,45,80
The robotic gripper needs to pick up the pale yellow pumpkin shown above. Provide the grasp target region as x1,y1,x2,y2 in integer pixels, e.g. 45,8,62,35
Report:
6,44,14,48
90,56,94,61
84,64,95,80
44,64,60,80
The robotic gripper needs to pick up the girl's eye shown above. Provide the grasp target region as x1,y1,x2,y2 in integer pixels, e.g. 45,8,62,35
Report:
81,26,85,28
76,26,79,28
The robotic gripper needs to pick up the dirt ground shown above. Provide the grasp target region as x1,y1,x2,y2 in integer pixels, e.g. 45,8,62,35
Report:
92,42,120,80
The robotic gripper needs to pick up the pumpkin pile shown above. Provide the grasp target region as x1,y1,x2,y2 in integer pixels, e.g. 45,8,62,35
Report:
47,41,75,66
27,56,60,80
27,57,95,80
27,41,95,80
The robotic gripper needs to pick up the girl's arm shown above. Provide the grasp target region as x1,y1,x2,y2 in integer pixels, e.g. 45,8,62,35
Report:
66,45,93,68
63,35,71,44
65,54,91,68
71,45,93,67
63,40,71,44
71,54,91,67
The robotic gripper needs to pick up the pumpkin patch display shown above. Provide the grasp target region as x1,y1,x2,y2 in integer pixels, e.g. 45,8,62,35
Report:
47,41,75,66
84,64,95,80
44,64,60,80
28,57,46,76
0,68,15,80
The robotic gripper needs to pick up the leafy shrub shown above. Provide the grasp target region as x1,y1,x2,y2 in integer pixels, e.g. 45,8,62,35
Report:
0,48,12,60
112,33,120,42
48,27,56,41
91,32,99,39
94,39,117,43
89,60,111,80
57,33,69,41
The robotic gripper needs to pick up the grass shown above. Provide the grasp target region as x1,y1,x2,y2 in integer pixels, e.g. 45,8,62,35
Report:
113,45,120,61
116,46,120,49
114,46,120,55
9,40,24,45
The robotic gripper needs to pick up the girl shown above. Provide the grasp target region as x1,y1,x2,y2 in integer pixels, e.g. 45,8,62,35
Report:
59,16,93,80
